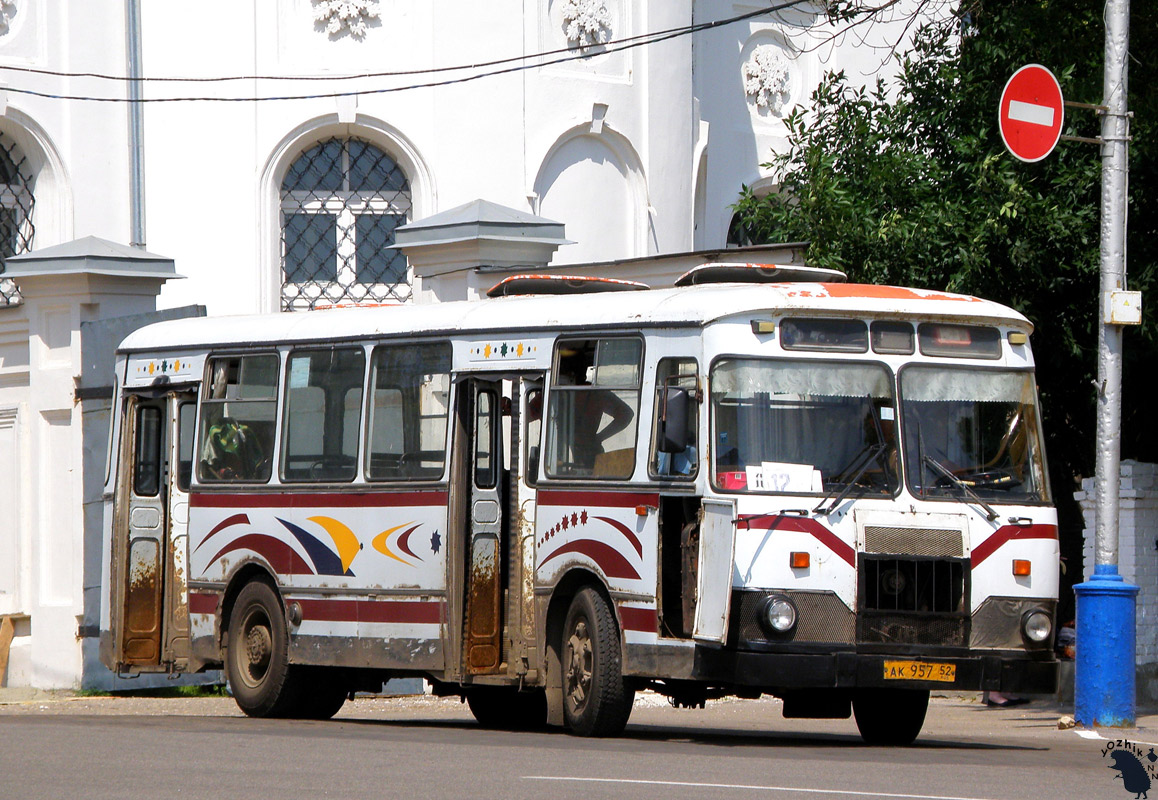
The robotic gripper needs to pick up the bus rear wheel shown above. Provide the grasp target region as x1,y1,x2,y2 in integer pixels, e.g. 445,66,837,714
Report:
226,581,301,718
852,688,929,745
561,588,634,737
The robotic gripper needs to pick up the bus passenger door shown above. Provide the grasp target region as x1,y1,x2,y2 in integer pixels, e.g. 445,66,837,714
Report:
692,499,737,642
464,380,504,673
111,390,196,671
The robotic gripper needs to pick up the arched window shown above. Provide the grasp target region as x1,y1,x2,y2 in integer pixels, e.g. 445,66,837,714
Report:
0,134,36,306
280,137,411,311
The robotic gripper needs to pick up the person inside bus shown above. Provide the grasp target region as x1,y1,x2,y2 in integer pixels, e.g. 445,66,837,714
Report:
555,349,634,473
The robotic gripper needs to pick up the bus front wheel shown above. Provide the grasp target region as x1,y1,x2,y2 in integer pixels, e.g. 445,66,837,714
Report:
561,587,634,737
852,688,929,745
226,580,301,718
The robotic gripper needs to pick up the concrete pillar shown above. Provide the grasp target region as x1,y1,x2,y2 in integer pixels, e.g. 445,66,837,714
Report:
4,236,179,689
394,199,571,303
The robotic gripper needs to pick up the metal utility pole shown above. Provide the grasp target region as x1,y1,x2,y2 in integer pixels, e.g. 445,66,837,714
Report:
127,0,146,249
1074,0,1142,729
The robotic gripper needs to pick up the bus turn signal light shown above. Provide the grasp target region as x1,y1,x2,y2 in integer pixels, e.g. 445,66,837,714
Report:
1012,559,1031,576
791,552,810,569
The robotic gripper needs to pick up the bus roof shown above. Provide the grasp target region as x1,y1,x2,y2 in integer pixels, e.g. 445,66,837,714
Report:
119,282,1032,353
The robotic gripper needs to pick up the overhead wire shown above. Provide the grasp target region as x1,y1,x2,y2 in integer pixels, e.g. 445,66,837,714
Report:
0,1,808,103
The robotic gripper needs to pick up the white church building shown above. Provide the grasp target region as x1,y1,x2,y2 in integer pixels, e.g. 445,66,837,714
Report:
0,0,919,689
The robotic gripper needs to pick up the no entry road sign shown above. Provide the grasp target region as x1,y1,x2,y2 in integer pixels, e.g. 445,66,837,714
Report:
999,64,1065,162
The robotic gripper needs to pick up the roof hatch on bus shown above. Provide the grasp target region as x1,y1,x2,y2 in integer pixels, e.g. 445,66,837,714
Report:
674,262,846,287
486,274,650,297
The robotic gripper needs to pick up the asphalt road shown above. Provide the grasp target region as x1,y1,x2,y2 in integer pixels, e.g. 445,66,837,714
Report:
0,693,1140,799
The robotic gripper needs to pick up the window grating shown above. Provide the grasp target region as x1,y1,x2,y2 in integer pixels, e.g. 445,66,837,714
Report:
280,137,411,311
0,134,36,307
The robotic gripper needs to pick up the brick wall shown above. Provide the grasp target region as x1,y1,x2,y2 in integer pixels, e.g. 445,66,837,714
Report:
1077,461,1158,667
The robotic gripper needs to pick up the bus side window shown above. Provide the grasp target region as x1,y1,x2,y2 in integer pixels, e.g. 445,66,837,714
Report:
280,347,365,483
365,342,452,481
524,384,543,484
546,337,642,479
197,354,279,483
649,358,699,479
176,402,195,491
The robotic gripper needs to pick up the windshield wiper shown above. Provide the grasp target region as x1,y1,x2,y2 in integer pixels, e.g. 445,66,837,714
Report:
922,455,999,521
814,443,886,515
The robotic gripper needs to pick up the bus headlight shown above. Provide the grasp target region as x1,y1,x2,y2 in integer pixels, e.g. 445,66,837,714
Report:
760,595,798,634
1021,610,1053,644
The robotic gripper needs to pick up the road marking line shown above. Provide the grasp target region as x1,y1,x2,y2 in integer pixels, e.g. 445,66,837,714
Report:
1008,100,1054,127
523,776,1001,800
1074,728,1158,748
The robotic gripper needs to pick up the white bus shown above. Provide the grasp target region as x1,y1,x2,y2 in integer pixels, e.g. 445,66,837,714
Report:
100,264,1058,743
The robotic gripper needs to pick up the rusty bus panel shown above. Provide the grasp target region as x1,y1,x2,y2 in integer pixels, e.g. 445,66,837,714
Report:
464,381,505,675
466,533,501,671
122,536,163,662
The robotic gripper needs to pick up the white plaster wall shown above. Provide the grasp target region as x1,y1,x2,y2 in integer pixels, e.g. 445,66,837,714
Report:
1,1,924,318
0,308,32,687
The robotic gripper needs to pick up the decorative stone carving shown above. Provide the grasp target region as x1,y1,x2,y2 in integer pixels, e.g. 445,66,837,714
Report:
743,45,792,115
0,1,16,36
561,0,613,48
313,0,379,39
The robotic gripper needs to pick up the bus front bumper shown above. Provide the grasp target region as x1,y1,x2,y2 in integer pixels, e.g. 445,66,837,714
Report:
694,648,1058,695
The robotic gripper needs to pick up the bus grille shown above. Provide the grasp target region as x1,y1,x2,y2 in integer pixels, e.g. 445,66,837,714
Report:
863,526,963,557
857,556,969,647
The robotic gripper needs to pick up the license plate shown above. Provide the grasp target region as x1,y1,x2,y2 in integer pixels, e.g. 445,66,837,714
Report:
883,660,956,682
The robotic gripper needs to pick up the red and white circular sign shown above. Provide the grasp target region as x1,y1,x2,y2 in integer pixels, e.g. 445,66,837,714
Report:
999,64,1064,162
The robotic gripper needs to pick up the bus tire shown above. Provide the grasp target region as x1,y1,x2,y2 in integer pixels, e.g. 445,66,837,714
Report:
225,580,301,718
852,688,929,745
561,587,634,737
466,686,548,730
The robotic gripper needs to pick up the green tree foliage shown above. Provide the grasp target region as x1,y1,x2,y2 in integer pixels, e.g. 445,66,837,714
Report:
732,0,1158,592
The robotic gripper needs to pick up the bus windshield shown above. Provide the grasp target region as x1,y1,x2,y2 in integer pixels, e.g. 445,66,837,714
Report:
900,366,1048,504
711,358,898,495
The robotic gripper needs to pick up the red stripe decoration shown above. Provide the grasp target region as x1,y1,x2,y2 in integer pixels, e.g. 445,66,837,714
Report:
193,513,250,554
593,515,644,558
293,597,444,625
970,524,1057,568
539,539,642,580
537,489,659,509
188,592,220,614
190,490,448,509
208,533,315,575
395,524,424,561
619,605,658,633
737,515,856,568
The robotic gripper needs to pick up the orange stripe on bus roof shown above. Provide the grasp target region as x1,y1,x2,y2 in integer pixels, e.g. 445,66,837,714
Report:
789,283,983,302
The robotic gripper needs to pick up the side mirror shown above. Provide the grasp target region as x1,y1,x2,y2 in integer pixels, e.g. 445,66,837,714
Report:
657,387,690,454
